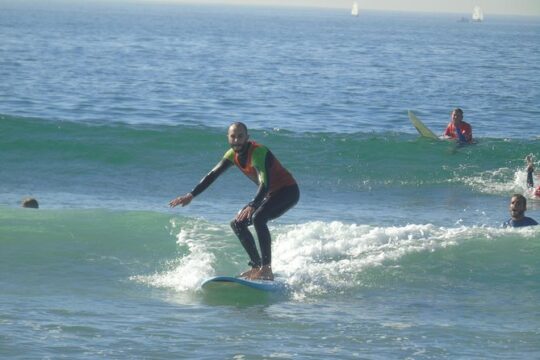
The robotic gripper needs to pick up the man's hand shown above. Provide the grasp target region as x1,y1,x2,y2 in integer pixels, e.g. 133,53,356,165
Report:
169,193,194,208
236,205,255,222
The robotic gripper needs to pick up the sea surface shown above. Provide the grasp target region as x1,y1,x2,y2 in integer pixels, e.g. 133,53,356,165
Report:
1,2,540,359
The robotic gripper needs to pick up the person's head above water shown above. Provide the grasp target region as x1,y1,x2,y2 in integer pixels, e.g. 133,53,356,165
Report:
509,194,527,220
451,108,464,125
21,197,39,209
228,122,250,153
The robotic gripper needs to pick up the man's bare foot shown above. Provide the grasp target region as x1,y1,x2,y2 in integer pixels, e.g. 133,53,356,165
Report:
250,265,274,281
239,267,259,279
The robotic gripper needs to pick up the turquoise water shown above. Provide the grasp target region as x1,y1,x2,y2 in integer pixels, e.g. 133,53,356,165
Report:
1,2,540,359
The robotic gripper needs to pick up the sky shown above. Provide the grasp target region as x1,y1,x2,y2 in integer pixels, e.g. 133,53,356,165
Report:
6,0,540,16
147,0,540,16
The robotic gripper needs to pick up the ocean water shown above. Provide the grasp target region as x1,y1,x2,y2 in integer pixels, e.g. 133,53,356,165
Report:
1,2,540,359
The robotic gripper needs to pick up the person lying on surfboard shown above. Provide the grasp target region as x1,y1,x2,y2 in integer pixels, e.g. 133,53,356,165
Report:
169,122,300,281
443,108,473,144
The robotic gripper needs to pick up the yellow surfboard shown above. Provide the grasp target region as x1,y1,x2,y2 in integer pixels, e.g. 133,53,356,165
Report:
408,110,439,140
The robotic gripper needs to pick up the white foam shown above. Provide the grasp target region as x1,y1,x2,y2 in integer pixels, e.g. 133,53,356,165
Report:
461,167,535,197
132,218,217,291
271,221,537,298
133,218,538,298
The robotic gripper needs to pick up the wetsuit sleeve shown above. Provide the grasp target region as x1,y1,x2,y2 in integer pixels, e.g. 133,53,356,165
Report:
248,146,272,208
190,157,233,197
527,166,534,188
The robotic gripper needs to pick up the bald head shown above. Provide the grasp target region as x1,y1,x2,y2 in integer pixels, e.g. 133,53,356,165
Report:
228,122,249,153
229,122,248,134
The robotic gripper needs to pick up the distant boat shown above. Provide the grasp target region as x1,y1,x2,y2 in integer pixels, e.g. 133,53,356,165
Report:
351,2,359,17
472,6,484,22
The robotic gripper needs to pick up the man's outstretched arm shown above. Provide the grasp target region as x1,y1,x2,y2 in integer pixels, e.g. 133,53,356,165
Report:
169,158,232,207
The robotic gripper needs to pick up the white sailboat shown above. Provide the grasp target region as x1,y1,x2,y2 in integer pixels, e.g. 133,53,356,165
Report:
472,6,484,22
351,2,359,17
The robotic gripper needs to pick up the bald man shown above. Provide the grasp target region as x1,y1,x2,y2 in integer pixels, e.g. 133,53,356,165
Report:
170,122,299,280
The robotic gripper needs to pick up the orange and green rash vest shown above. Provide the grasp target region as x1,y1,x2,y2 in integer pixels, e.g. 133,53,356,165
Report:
190,141,297,208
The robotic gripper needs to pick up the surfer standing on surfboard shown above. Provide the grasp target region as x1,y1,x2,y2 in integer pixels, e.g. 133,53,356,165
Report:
169,122,299,281
443,108,473,143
